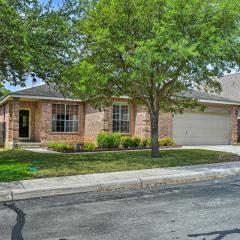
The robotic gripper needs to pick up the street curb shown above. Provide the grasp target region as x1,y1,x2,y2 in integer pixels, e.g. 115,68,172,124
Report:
1,167,240,202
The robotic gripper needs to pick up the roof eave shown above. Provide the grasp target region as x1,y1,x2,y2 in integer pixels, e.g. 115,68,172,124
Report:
0,94,82,106
198,99,240,105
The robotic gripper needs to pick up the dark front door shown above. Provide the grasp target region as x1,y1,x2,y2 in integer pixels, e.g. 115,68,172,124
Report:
19,110,30,138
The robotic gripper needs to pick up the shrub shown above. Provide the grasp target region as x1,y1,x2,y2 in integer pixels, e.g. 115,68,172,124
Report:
97,132,122,148
121,136,132,148
83,143,96,151
47,143,74,151
159,137,176,146
141,138,151,147
111,133,122,148
131,137,141,148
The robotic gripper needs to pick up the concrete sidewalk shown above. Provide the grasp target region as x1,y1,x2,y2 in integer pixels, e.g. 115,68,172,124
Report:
1,161,240,202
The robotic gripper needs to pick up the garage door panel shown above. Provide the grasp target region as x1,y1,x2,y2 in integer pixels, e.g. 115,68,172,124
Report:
173,112,231,145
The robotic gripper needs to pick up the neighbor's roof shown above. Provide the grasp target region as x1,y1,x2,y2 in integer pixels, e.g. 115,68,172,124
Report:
181,89,240,104
0,83,240,106
217,73,240,102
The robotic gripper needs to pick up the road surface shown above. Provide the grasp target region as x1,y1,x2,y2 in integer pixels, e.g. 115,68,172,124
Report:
1,176,240,239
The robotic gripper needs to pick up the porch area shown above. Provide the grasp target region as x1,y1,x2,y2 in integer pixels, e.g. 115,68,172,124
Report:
4,98,46,148
2,97,84,148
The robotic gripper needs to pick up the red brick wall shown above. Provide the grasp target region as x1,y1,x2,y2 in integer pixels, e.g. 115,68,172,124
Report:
0,102,10,145
40,100,85,145
159,112,173,138
231,105,238,144
134,105,150,138
134,106,172,139
3,97,237,147
84,103,105,143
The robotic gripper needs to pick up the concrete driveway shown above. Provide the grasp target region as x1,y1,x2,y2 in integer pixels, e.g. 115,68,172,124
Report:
183,145,240,155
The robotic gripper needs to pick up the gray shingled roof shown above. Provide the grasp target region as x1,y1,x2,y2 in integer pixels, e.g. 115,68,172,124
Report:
11,84,66,98
180,89,240,103
3,83,239,104
217,73,240,101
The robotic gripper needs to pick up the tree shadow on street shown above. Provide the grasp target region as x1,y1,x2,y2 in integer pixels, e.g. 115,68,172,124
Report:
4,203,26,240
188,228,240,240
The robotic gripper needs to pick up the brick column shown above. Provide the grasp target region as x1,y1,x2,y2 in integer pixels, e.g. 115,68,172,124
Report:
134,106,151,138
231,106,238,145
103,106,112,132
12,98,20,147
40,101,51,142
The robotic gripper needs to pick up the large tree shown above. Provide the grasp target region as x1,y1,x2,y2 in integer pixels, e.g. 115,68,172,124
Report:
0,0,76,87
46,0,240,156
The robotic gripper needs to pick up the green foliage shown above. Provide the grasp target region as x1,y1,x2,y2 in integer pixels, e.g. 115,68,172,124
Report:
47,143,74,151
83,143,96,151
159,137,176,147
0,0,76,85
131,137,141,148
141,138,151,147
55,0,240,157
0,83,10,97
97,132,122,148
121,136,133,148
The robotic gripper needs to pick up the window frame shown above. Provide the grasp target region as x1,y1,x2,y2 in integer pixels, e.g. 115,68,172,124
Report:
112,102,131,134
52,104,79,133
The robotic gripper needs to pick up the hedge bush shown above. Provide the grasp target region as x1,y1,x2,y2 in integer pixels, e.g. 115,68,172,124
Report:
159,137,176,146
47,143,74,151
131,137,141,148
121,136,132,148
97,132,122,148
141,138,151,147
83,143,96,151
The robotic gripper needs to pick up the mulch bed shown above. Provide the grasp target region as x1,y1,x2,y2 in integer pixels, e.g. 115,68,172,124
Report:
47,145,182,153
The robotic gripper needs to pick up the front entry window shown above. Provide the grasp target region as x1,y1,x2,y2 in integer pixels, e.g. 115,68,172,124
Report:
19,110,30,138
112,103,130,133
52,104,79,132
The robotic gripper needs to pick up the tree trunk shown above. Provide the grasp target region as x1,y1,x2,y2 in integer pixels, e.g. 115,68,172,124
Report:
150,110,159,158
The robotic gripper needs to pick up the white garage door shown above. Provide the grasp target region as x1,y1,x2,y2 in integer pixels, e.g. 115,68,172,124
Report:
172,111,231,145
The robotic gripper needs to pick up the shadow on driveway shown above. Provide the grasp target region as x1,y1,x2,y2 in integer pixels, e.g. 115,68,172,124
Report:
188,228,240,240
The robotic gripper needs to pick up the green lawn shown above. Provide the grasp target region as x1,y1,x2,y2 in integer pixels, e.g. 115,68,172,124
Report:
0,149,238,182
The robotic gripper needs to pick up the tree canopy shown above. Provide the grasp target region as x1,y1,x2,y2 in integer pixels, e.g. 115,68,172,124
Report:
56,0,240,157
2,0,240,157
0,0,76,87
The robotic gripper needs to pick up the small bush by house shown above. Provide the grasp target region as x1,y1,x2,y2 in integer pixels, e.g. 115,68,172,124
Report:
159,137,176,146
131,137,141,148
47,143,75,151
83,143,96,151
97,132,122,148
121,136,132,148
141,138,151,147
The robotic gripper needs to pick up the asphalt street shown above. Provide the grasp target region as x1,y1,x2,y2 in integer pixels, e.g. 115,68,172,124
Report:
1,176,240,240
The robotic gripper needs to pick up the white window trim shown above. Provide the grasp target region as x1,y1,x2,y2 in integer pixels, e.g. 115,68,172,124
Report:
52,104,79,133
112,102,131,134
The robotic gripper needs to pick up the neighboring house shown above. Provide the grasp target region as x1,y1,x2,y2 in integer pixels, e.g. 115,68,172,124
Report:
217,73,240,140
0,84,239,148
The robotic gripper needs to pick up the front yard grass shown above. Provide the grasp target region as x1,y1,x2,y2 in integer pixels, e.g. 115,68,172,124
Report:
0,149,239,182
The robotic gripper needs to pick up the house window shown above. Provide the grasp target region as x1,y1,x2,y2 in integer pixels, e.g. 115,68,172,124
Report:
52,104,79,132
112,103,130,133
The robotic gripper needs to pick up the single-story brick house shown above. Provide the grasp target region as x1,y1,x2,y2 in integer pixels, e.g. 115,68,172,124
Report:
0,84,239,148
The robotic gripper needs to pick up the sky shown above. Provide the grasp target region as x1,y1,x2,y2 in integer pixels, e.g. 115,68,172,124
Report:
4,0,63,92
